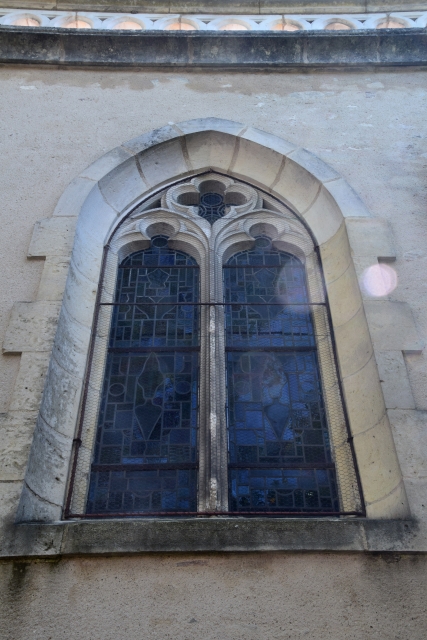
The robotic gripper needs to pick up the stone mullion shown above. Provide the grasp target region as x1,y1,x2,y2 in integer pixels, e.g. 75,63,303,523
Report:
197,259,211,512
213,236,229,511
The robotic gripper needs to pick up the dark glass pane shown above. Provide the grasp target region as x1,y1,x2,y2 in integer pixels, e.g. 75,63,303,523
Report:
87,469,197,514
87,242,199,515
111,244,199,349
229,469,338,512
198,192,225,225
224,246,314,348
225,241,338,513
227,352,329,466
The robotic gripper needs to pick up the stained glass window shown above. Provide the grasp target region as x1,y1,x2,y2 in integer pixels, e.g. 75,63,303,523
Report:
198,192,226,225
224,237,339,513
86,237,199,514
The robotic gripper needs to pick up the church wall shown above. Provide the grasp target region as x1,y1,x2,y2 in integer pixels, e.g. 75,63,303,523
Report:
1,552,427,639
0,65,426,636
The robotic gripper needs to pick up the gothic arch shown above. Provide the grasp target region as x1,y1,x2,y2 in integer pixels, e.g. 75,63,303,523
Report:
16,118,409,522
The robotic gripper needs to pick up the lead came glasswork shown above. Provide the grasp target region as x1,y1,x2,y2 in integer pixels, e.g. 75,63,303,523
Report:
87,238,199,514
224,238,339,512
198,192,226,225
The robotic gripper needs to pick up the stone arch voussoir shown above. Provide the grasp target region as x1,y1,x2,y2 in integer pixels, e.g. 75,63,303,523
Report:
15,118,409,523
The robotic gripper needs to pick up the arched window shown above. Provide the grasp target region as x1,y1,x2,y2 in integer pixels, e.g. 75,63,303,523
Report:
65,172,363,518
225,241,337,513
87,239,199,515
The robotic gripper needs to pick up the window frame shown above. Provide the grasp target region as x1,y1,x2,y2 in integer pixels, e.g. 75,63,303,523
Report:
64,172,365,519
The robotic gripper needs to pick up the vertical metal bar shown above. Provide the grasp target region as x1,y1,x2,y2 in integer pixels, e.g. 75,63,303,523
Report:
64,244,110,518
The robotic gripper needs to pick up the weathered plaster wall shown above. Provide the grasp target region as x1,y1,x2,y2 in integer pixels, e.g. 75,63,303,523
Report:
0,65,427,639
1,552,427,639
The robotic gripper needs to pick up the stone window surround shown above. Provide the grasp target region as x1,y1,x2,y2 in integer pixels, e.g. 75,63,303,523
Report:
2,117,423,556
66,172,362,517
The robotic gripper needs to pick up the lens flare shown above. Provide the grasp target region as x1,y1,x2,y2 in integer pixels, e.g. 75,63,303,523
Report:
361,263,398,297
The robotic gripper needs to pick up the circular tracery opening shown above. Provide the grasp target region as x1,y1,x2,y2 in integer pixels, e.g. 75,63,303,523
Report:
376,19,406,29
112,20,143,30
165,21,196,31
62,19,91,29
11,16,39,27
151,235,169,248
272,22,301,32
254,236,273,250
220,23,249,31
325,22,352,31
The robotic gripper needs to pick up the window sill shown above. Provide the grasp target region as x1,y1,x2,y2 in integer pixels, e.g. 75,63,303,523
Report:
1,517,422,558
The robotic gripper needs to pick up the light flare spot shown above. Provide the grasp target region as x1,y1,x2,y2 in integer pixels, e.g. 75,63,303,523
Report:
362,263,398,297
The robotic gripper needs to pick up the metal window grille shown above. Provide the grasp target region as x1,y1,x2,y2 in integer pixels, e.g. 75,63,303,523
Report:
65,181,365,519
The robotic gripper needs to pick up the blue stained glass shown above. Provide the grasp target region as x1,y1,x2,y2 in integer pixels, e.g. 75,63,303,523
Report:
225,240,338,513
87,240,199,515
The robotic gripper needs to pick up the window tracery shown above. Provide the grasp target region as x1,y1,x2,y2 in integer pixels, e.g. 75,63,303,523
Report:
65,172,363,518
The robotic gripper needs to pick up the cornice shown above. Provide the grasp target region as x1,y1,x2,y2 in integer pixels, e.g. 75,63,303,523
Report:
0,26,426,67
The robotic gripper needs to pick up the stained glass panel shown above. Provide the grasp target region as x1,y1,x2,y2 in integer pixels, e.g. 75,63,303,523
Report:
87,240,199,514
224,239,339,512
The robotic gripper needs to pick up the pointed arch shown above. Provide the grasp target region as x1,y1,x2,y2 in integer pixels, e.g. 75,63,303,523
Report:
16,118,409,522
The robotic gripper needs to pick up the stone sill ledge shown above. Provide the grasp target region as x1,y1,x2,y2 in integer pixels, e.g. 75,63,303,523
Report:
0,27,426,67
0,518,423,558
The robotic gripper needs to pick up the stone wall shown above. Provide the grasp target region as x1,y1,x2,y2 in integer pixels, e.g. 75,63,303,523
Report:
1,552,427,639
0,64,426,635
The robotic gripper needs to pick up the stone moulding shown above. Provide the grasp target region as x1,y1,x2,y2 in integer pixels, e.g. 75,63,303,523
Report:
0,518,423,558
0,27,427,67
3,117,419,555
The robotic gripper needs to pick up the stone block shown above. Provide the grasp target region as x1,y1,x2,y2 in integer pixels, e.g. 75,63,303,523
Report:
185,131,237,173
16,483,62,524
303,184,343,246
51,304,91,379
365,478,410,520
98,156,147,213
324,178,371,219
0,482,21,525
352,255,379,283
240,127,296,158
1,518,64,556
352,413,406,508
36,257,70,302
136,138,191,189
376,352,415,410
231,137,284,190
123,123,181,155
39,353,83,438
80,145,133,182
0,411,38,481
9,352,50,413
53,176,95,217
334,306,373,379
364,300,423,353
400,477,427,522
70,225,104,285
176,117,245,137
28,216,77,258
326,262,362,328
273,153,322,215
346,218,396,258
319,220,352,285
286,147,341,185
388,409,427,479
342,353,386,437
23,414,73,508
77,184,118,250
62,259,98,329
3,301,61,354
